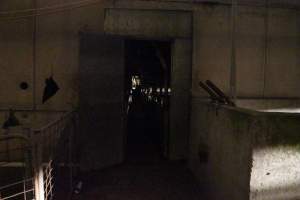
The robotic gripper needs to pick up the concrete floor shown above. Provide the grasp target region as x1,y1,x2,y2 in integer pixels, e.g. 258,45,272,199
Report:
71,159,207,200
71,99,207,200
71,118,207,200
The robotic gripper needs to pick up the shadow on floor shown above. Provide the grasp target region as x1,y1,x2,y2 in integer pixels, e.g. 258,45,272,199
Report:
71,160,208,200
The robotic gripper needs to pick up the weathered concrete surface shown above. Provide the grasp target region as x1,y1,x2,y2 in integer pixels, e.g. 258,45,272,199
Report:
104,9,192,38
237,99,300,111
0,0,34,109
189,99,300,200
0,0,109,111
189,99,254,200
0,110,63,163
0,1,300,109
169,39,192,159
251,113,300,200
79,34,125,170
0,110,63,130
251,147,300,200
1,0,300,173
192,5,300,98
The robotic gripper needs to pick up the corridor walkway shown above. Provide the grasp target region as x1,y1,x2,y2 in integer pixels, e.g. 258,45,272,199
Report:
71,93,207,200
72,159,207,200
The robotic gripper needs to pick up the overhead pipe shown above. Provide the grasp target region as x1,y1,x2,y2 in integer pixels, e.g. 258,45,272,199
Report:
205,80,236,106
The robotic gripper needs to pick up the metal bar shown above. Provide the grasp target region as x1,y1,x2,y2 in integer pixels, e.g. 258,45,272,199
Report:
0,111,77,200
24,179,27,200
0,147,30,155
33,130,45,200
0,162,29,167
2,189,34,200
33,111,73,132
44,172,53,185
69,122,73,193
205,80,236,106
44,175,53,193
198,81,221,102
0,178,33,190
0,134,31,143
44,167,53,184
45,184,54,200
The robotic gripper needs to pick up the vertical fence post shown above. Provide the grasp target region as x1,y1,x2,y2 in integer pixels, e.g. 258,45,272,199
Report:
22,128,31,179
23,179,27,200
33,130,45,200
69,117,73,194
68,112,77,198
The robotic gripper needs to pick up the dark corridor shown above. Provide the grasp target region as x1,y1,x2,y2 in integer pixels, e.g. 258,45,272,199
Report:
72,37,206,200
125,39,171,163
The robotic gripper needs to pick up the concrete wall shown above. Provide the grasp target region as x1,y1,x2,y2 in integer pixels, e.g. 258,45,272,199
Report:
251,113,300,200
1,1,299,112
79,33,125,170
0,111,63,129
0,0,109,111
189,4,300,198
236,99,300,111
192,5,300,98
0,1,34,109
189,99,254,199
1,0,300,172
189,100,300,200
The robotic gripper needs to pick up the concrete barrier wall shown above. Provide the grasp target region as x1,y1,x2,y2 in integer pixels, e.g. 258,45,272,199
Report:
189,99,255,200
251,113,300,200
190,99,300,200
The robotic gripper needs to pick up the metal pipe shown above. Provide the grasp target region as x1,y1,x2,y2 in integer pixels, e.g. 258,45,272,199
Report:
198,81,222,102
205,80,236,106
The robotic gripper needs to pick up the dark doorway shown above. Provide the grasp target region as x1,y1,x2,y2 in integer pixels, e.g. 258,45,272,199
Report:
125,39,171,163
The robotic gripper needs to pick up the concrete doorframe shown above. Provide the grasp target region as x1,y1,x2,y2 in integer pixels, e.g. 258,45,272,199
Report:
104,8,192,160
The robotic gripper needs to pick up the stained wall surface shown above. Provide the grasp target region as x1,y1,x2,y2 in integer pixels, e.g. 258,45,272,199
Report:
251,113,300,200
189,100,300,200
1,1,300,110
1,1,300,173
192,5,300,98
189,100,254,200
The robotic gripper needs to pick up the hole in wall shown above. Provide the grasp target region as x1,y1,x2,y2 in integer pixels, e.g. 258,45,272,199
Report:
20,82,29,90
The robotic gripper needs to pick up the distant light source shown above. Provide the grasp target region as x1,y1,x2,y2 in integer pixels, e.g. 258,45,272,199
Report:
131,75,141,90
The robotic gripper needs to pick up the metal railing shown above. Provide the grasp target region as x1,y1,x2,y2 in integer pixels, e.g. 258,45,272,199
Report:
0,178,34,200
0,111,78,200
0,133,34,200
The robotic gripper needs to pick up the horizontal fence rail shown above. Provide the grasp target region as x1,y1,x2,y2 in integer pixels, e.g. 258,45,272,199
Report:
0,111,78,200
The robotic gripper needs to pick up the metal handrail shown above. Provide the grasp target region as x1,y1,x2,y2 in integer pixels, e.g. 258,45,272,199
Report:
33,111,75,132
0,110,78,200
